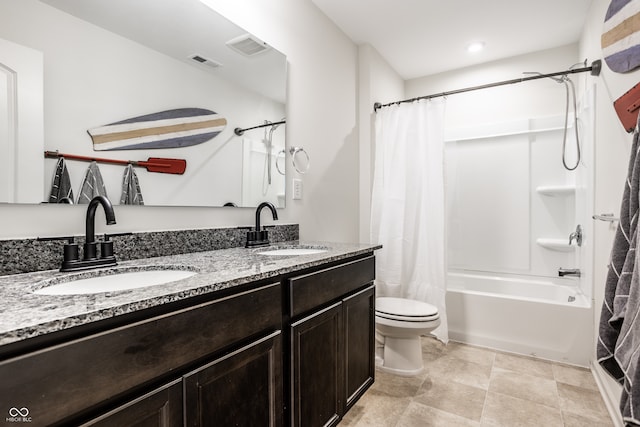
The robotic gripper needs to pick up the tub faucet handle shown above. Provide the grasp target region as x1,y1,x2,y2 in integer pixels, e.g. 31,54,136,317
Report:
569,224,582,247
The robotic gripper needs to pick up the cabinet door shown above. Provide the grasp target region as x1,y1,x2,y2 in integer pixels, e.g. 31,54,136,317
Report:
80,379,182,427
343,285,375,410
290,302,343,427
184,331,283,427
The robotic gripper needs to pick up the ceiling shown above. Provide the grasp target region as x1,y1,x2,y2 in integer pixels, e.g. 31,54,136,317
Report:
311,0,594,80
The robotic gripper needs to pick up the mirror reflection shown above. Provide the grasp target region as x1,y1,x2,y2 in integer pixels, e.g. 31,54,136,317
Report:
0,0,287,208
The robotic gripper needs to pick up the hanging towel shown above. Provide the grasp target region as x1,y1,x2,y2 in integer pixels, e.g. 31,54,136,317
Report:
48,157,74,203
120,164,144,205
77,161,108,204
598,112,640,425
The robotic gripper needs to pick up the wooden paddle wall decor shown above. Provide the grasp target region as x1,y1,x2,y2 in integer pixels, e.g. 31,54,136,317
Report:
602,0,640,73
88,108,227,151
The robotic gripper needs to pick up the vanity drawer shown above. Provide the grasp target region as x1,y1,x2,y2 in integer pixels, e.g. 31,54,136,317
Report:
0,282,281,426
288,256,375,318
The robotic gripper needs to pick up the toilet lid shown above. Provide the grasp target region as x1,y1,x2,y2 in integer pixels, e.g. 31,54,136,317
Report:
375,297,439,322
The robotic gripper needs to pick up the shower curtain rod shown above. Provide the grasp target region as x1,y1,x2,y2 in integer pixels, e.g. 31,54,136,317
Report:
373,59,602,112
234,119,286,136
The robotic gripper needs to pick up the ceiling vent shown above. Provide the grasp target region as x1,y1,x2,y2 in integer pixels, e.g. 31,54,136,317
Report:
189,54,222,69
226,34,271,57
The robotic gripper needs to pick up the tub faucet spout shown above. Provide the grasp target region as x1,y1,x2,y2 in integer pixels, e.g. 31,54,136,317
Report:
558,268,581,277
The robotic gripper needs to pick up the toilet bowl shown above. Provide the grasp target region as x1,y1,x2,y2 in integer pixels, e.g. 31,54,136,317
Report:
375,297,440,376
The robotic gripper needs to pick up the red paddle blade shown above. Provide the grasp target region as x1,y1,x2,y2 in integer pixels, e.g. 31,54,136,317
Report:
140,158,187,174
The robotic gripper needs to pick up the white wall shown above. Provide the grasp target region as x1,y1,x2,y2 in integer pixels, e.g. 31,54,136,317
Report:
0,0,359,243
406,44,580,128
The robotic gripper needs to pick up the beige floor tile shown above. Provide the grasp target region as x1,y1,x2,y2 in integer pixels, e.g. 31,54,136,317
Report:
481,391,563,427
557,382,611,423
397,401,481,427
421,336,448,356
446,341,496,367
344,341,617,427
562,411,614,427
493,351,554,379
371,369,426,398
446,357,493,390
340,391,411,427
552,363,599,391
488,367,559,408
413,376,486,421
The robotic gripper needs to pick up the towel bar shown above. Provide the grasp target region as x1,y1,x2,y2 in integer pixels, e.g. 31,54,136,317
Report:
592,213,619,222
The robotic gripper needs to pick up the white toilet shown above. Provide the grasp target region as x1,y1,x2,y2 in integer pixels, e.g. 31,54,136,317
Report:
375,297,440,376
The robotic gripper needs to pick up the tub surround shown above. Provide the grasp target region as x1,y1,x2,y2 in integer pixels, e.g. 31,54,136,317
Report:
0,240,380,348
0,224,299,276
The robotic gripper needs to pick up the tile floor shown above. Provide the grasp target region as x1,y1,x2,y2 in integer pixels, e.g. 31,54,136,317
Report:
340,338,613,427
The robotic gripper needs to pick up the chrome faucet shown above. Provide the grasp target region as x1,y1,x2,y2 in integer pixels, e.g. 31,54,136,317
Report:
246,201,279,248
569,224,582,247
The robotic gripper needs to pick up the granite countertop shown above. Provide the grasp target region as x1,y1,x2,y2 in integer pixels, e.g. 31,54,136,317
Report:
0,241,380,348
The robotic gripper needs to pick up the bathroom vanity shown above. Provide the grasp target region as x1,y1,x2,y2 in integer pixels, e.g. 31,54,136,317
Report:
0,242,378,427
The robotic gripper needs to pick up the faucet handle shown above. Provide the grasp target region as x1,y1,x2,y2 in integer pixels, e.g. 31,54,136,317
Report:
37,236,80,265
569,224,583,247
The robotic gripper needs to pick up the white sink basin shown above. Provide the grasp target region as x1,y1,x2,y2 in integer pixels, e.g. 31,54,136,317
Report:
257,248,327,256
34,269,197,295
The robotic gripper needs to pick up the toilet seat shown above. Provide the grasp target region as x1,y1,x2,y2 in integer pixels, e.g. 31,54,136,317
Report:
375,297,439,322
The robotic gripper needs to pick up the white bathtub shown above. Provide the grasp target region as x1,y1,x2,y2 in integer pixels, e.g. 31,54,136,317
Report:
446,271,593,366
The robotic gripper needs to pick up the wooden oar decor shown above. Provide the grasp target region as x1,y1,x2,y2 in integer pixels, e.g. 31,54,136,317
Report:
44,151,187,175
87,108,227,151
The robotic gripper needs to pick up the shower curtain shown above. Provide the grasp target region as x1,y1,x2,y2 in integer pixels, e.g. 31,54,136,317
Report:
371,99,448,342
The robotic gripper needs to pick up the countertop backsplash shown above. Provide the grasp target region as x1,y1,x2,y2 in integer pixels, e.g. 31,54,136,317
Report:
0,224,299,276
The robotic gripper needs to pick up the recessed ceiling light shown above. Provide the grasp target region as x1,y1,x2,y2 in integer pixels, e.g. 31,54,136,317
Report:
467,41,485,53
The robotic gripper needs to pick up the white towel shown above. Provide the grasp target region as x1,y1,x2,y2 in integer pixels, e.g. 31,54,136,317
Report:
77,161,108,204
120,164,144,205
48,157,74,203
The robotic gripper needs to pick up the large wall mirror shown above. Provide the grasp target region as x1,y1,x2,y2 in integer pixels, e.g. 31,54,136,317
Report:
0,0,287,208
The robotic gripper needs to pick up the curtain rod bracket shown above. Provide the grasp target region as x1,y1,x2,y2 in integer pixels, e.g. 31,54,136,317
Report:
590,59,602,76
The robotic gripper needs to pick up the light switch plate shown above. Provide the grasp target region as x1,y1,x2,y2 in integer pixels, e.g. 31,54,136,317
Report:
293,179,303,200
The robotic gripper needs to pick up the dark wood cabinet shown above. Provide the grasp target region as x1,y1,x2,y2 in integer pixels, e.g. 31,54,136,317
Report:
184,331,283,427
288,257,376,427
291,302,343,427
0,282,282,427
80,379,183,427
343,285,375,410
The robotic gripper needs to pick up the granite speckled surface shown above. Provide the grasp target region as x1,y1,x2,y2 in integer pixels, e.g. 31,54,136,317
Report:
0,224,298,276
0,241,380,347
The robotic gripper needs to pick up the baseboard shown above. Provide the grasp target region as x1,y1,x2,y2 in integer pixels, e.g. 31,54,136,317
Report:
591,361,623,427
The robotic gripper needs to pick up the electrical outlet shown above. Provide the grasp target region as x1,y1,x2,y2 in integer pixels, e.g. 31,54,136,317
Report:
293,179,303,200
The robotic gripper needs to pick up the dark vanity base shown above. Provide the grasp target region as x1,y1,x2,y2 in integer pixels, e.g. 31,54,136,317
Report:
0,251,375,427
